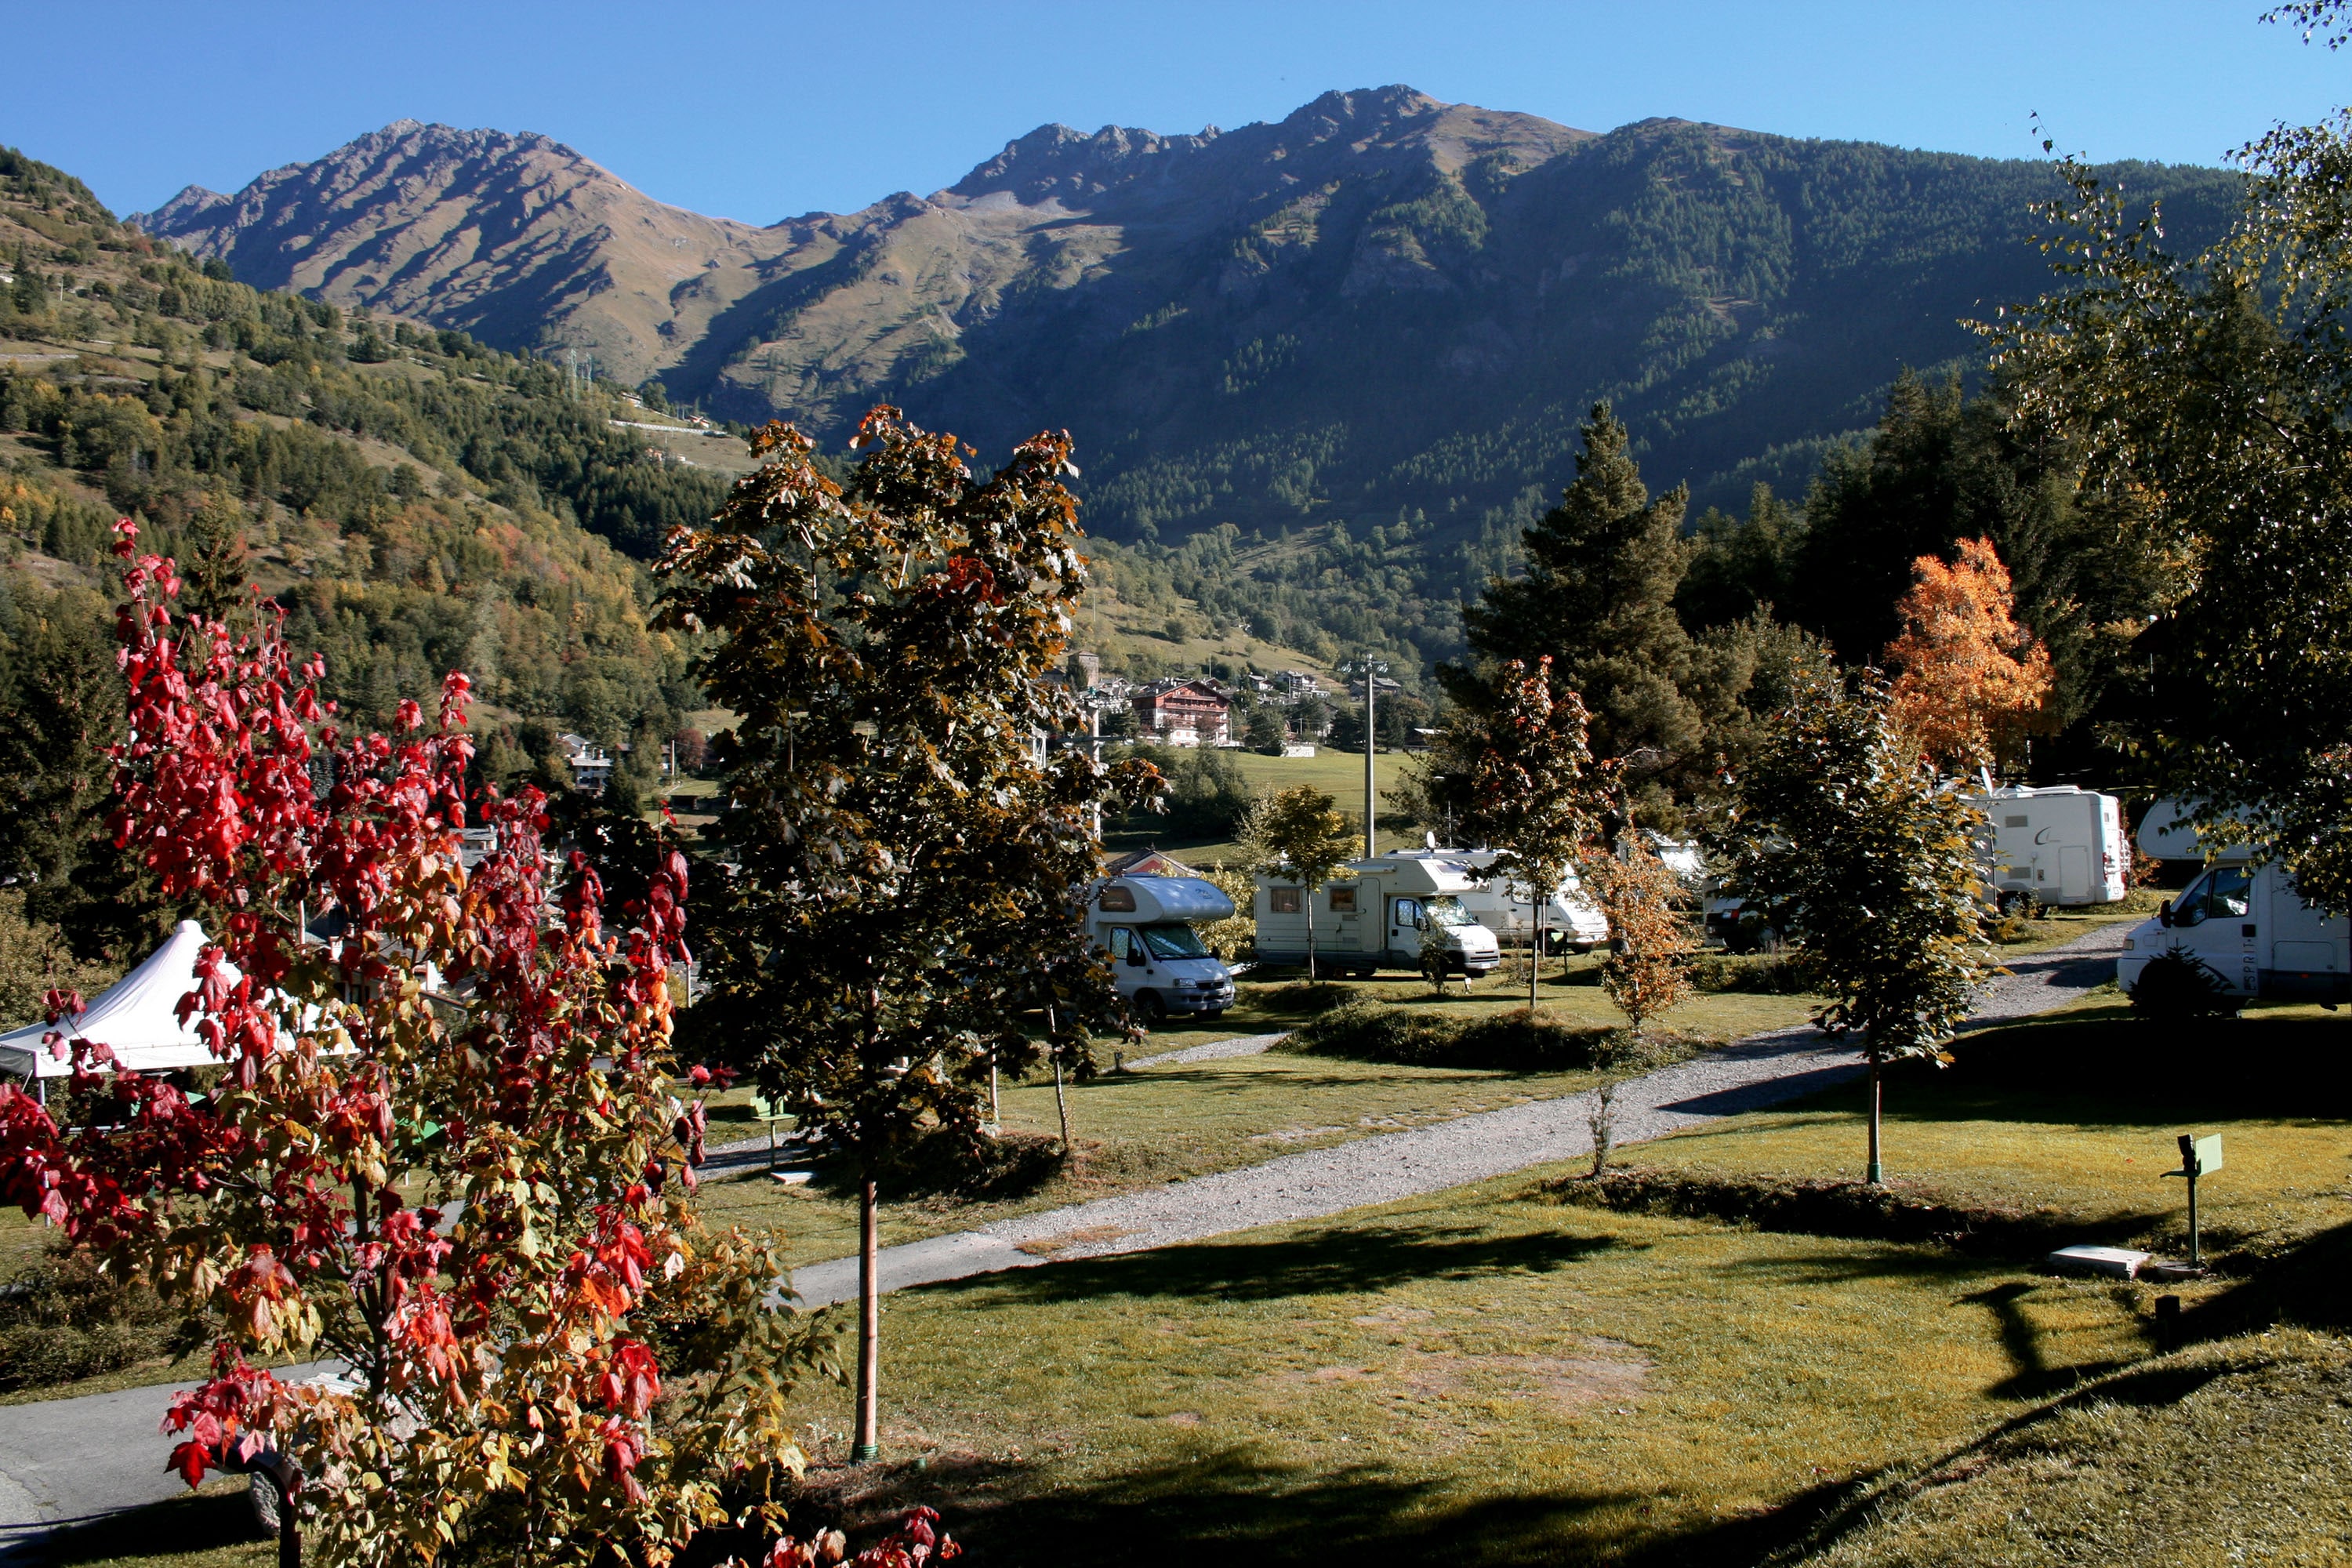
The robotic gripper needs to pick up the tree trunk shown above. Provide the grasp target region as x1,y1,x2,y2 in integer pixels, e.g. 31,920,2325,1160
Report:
1865,1055,1884,1187
276,1477,300,1568
1529,917,1541,1011
1052,1057,1071,1154
1305,890,1316,981
852,1175,880,1461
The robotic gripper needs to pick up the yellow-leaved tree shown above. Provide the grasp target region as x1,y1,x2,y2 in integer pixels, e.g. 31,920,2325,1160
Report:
1885,535,2054,773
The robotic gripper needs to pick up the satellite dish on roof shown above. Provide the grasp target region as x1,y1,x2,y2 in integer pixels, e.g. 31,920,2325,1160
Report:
1425,830,1439,850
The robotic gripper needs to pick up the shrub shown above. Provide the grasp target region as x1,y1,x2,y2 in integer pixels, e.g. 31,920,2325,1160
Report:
1252,980,1356,1015
2129,947,2244,1020
0,1243,212,1392
1279,1000,1691,1073
1686,952,1811,995
864,1127,1066,1201
1546,1165,2085,1255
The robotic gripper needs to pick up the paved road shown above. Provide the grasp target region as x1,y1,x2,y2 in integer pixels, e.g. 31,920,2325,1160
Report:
0,920,2127,1551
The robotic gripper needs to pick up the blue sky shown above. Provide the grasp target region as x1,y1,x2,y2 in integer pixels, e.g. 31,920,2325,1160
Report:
12,2,2347,222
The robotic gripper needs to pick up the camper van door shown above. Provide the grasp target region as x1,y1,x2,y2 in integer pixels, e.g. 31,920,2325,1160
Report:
2161,862,2259,994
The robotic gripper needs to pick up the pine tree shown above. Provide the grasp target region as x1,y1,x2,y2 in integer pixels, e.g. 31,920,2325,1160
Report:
1446,403,1707,800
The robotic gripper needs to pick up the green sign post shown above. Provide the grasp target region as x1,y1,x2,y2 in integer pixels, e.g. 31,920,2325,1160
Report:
2162,1133,2223,1267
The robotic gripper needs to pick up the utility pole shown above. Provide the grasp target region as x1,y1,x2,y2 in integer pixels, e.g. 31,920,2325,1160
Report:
1364,658,1377,859
1348,654,1388,860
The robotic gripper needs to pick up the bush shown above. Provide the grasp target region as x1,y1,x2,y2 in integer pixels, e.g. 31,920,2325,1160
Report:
1547,1165,2084,1255
1687,952,1811,994
1252,980,1357,1015
0,1243,212,1392
1279,1000,1693,1072
2128,947,2245,1020
860,1127,1067,1201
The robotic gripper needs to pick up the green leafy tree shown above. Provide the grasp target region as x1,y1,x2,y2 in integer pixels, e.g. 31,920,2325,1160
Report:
1719,673,1989,1185
1990,14,2352,909
1244,705,1286,754
1448,405,1712,812
659,411,1152,1464
1442,657,1605,1010
1236,785,1359,979
0,582,126,913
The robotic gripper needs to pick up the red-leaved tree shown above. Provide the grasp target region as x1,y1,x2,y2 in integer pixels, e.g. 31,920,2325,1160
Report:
0,522,837,1566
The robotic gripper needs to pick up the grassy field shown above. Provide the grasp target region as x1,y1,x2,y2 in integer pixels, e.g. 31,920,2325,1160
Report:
697,968,1827,1269
24,996,2352,1566
1621,988,2352,1262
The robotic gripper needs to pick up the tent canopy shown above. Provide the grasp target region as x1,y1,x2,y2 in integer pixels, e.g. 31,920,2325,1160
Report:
0,920,236,1081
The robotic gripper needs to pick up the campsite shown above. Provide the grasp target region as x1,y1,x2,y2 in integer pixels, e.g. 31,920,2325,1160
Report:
5,5,2352,1563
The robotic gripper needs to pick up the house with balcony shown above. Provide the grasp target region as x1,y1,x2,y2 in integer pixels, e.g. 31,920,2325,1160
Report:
1131,678,1232,746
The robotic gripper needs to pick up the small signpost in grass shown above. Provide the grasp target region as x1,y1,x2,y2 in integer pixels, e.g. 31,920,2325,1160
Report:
2164,1132,2223,1268
751,1090,789,1170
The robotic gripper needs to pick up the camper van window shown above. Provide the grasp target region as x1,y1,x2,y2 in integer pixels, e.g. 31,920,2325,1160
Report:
1329,885,1358,913
1271,887,1302,914
1099,885,1137,912
2202,866,2252,922
1392,898,1421,927
1423,896,1472,928
1140,924,1210,960
2171,867,2252,927
1107,928,1134,960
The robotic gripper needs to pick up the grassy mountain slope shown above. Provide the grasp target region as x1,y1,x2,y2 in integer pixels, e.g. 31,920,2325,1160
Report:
131,91,2245,542
0,142,723,757
134,89,2241,677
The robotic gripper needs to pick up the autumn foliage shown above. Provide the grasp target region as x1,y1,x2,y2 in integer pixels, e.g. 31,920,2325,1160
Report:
1884,535,2053,771
0,522,835,1566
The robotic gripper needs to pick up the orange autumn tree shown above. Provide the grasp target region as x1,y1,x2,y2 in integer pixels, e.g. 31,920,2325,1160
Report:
1884,536,2054,773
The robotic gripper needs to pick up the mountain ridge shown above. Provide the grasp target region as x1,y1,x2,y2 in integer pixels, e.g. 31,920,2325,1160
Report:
132,89,2242,668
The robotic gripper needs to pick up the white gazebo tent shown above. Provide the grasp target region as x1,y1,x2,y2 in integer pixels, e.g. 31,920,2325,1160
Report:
0,920,238,1091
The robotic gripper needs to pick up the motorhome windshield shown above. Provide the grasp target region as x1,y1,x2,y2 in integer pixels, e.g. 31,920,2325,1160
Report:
1139,924,1211,960
1424,897,1472,928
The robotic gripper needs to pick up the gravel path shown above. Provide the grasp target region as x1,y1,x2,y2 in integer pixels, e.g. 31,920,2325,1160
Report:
786,920,2129,1308
0,921,2129,1552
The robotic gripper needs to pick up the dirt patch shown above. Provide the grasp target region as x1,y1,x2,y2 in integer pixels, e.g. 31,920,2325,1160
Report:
1159,1410,1202,1428
1352,1307,1435,1327
1014,1224,1137,1258
1392,1340,1651,1413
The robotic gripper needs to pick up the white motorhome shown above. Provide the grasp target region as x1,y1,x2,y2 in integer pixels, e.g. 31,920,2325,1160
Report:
1420,847,1610,954
1962,784,2129,910
1088,875,1239,1023
1253,855,1501,978
2116,801,2349,1005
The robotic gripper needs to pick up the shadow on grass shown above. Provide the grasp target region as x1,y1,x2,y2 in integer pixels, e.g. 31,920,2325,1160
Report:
947,1223,1630,1307
805,1443,1893,1568
1959,1280,2134,1399
20,1482,263,1566
1767,1010,2352,1129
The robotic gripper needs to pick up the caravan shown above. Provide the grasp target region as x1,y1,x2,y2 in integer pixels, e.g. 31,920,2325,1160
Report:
1253,855,1501,978
1410,847,1610,954
1088,874,1239,1022
1962,784,2129,910
2116,801,2349,1005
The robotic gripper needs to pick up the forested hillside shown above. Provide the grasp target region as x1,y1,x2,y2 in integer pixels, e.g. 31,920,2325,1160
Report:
138,89,2241,678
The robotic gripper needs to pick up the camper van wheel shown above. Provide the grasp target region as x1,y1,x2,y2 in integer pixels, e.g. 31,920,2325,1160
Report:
1137,992,1168,1024
1352,964,1377,980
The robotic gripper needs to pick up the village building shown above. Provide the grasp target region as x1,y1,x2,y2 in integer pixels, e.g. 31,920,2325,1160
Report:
1131,677,1233,746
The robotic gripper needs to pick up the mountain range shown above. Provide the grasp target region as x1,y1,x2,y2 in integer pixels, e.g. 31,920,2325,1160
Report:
134,87,2239,571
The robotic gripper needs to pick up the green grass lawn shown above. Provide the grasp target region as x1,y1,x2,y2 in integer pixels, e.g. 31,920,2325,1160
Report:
27,989,2351,1567
1624,989,2352,1262
694,971,1827,1269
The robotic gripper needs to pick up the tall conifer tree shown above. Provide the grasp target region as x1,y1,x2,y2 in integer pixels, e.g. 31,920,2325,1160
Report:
1445,404,1706,798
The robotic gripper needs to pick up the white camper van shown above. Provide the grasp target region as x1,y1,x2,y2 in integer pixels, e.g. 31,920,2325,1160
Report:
1089,875,1239,1022
1426,847,1610,953
2115,802,2349,1005
1962,784,2129,910
1253,855,1502,978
